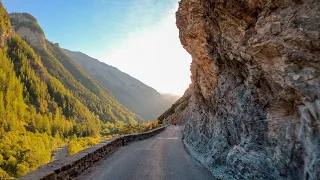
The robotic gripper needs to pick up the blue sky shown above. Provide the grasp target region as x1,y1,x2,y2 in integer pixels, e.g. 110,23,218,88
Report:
3,0,191,95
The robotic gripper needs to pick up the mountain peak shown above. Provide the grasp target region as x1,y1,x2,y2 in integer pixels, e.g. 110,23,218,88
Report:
9,13,45,49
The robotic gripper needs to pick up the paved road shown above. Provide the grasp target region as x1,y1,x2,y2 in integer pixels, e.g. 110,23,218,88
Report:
52,145,68,162
76,126,214,180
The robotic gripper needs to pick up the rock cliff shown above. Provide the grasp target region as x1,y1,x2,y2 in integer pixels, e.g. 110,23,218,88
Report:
9,13,46,49
160,0,320,179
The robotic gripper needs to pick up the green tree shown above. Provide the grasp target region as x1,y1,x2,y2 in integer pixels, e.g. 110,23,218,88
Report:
16,163,29,177
0,168,10,180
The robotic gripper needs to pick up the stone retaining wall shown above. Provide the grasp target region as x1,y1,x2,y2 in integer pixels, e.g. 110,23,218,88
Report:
18,126,166,180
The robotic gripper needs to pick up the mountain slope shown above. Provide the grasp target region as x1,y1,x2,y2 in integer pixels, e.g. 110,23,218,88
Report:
0,7,150,178
62,49,171,121
161,93,180,104
9,13,142,124
0,5,106,178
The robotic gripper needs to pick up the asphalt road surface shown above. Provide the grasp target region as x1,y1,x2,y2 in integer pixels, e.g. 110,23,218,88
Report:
52,145,68,162
76,126,214,180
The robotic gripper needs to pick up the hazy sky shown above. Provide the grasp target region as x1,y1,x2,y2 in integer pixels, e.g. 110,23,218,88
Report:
3,0,191,95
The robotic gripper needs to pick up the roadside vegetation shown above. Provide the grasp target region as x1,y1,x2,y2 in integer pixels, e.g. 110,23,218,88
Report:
67,120,161,155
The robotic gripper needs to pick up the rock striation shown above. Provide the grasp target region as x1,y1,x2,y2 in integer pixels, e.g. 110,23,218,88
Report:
160,0,320,179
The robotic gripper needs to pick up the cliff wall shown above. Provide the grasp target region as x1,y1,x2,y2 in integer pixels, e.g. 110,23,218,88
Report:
161,0,320,179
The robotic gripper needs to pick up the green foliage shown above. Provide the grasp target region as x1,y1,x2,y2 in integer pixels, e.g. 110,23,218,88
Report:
0,35,99,177
119,120,161,135
0,131,63,178
7,34,103,138
8,6,143,125
0,3,11,34
0,167,10,179
16,163,29,177
40,41,142,124
101,121,124,136
0,26,146,179
68,120,161,155
63,49,172,121
68,137,100,155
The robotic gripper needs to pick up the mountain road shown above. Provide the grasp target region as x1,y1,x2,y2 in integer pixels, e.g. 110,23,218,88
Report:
76,126,214,180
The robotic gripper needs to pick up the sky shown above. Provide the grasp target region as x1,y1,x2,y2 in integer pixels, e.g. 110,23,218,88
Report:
3,0,192,95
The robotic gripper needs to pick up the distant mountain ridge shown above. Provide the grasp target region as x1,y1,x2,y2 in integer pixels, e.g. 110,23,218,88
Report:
161,93,181,104
62,49,172,121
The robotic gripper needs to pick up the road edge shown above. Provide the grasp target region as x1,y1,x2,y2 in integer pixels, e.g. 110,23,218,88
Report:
18,126,166,180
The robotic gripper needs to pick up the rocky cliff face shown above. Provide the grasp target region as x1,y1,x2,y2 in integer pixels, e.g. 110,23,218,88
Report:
9,13,46,49
158,88,191,125
161,0,320,179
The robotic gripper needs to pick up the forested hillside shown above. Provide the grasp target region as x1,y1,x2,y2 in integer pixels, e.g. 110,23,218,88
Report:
9,13,142,124
0,4,148,178
62,49,172,121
